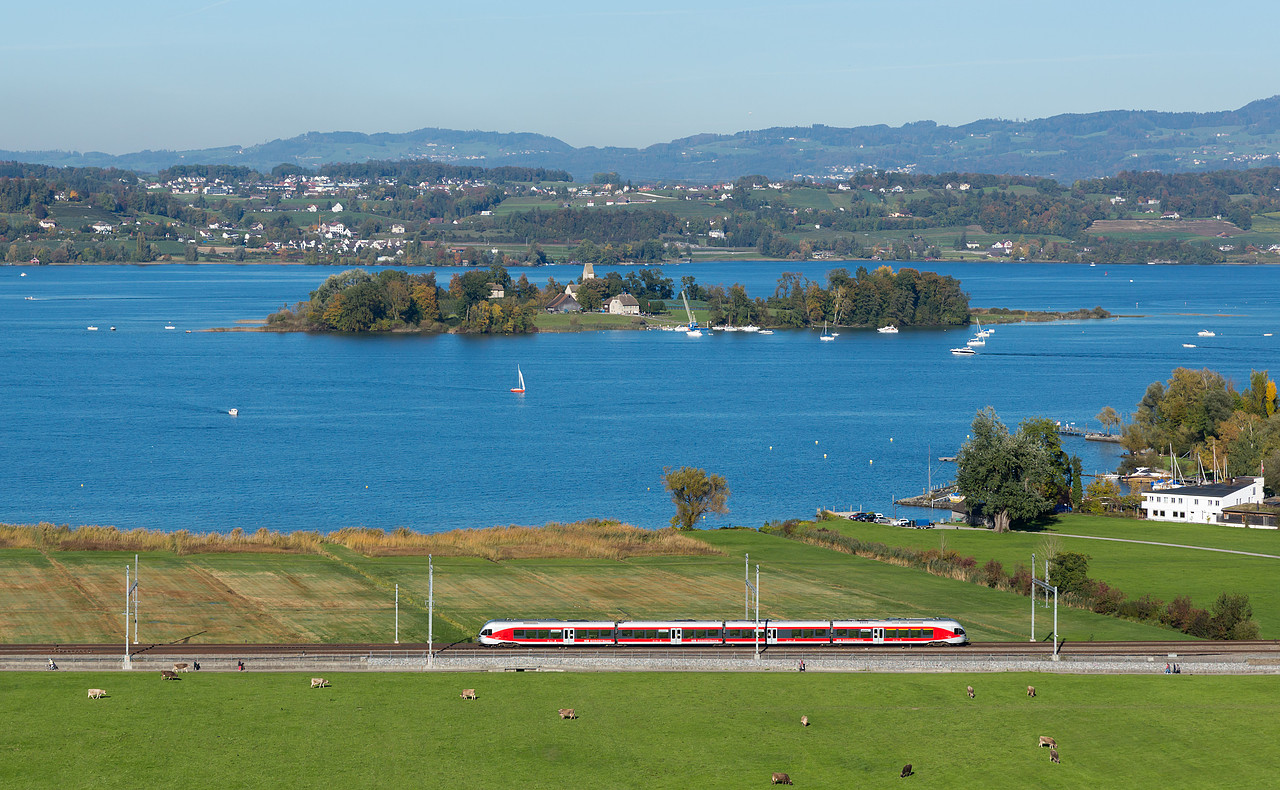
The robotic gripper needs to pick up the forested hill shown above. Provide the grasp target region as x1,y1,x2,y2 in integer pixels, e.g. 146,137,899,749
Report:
7,97,1280,182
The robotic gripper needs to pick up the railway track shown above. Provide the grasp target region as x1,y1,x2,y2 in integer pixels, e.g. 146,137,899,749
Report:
3,640,1278,660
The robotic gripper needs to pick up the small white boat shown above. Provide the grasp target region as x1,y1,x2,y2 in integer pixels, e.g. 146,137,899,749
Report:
228,408,238,417
1197,330,1215,337
877,325,899,334
686,328,703,337
165,324,176,330
741,325,759,333
1265,333,1273,337
966,337,985,347
510,365,526,394
1089,263,1096,267
86,326,98,331
109,326,116,331
758,329,774,335
951,346,976,355
820,321,835,341
1182,343,1196,348
20,272,26,276
24,296,34,300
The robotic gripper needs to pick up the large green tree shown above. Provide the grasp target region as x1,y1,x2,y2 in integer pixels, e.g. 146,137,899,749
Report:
955,407,1058,532
662,467,729,530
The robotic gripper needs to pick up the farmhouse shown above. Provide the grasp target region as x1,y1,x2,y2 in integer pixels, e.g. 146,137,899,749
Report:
546,293,581,313
605,294,641,315
1140,477,1265,525
488,283,505,299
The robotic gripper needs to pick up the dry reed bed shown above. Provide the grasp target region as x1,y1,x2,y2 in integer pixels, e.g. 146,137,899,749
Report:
328,520,721,560
0,520,720,560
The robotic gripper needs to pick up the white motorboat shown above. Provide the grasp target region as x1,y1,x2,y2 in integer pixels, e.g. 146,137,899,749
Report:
1197,330,1215,337
950,346,976,355
1182,343,1196,348
741,325,759,333
877,325,899,334
228,408,238,417
165,324,176,330
86,326,98,331
757,329,774,335
685,328,703,337
966,337,985,347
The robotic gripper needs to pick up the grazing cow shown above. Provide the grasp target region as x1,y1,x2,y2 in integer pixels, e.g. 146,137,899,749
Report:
770,773,792,785
800,715,809,727
460,689,477,700
1050,748,1060,764
1027,685,1036,697
557,708,577,720
1038,736,1056,748
173,663,189,673
310,678,330,688
160,670,180,680
966,685,975,699
87,689,106,700
900,764,914,778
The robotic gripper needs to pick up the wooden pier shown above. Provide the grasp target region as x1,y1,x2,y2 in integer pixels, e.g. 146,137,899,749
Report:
895,484,960,510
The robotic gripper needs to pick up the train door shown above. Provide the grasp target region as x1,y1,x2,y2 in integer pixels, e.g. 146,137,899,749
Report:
766,627,778,645
670,628,682,644
563,628,574,644
872,627,885,644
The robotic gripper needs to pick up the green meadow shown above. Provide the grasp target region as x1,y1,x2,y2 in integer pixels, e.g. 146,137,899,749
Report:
817,514,1280,636
2,671,1276,789
0,528,1181,645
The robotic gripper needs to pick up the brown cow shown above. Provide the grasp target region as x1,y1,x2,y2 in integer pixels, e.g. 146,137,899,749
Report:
460,689,477,700
1038,736,1056,748
770,773,792,785
900,764,914,778
1027,685,1036,697
800,715,809,727
1050,748,1060,764
557,708,577,719
966,685,975,699
173,662,189,673
87,689,106,699
160,670,180,680
310,678,330,688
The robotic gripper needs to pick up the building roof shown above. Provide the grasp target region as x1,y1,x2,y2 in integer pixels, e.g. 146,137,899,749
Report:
1221,502,1280,515
610,294,640,306
547,293,580,310
1145,477,1259,498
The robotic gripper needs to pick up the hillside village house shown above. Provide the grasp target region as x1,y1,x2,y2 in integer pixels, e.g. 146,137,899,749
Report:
606,294,641,315
1140,477,1265,525
488,282,505,299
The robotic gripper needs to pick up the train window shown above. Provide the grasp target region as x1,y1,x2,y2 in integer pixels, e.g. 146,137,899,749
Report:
921,629,933,639
954,627,965,635
617,630,632,639
513,630,524,639
778,629,792,638
886,629,898,639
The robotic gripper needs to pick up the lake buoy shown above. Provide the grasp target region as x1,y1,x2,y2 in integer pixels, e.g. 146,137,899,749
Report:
815,440,819,445
823,454,827,459
890,437,893,442
869,459,874,465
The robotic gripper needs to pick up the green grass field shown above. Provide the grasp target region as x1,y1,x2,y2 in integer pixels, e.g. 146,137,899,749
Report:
0,528,1184,645
816,514,1280,636
3,671,1276,789
534,312,646,331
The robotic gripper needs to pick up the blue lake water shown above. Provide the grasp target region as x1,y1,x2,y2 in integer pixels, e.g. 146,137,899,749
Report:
2,261,1278,533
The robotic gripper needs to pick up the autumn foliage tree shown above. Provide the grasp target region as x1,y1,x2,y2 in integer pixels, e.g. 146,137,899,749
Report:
662,466,730,530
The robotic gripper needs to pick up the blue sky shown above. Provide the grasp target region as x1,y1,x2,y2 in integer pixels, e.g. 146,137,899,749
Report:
4,0,1277,154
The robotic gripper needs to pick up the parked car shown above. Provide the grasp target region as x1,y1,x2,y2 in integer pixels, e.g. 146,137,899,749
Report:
890,518,910,526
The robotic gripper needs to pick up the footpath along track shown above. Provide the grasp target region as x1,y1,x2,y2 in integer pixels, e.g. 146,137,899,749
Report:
4,640,1279,660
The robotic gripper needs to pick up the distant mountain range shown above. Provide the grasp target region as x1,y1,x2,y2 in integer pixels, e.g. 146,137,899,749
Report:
8,97,1280,183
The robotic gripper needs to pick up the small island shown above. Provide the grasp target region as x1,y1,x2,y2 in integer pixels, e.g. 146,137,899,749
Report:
254,262,978,335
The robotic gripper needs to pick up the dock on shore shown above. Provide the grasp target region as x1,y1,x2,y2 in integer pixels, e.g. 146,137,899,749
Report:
895,484,960,510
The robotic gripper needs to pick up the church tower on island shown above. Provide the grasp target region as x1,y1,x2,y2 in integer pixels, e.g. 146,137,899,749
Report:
581,261,596,281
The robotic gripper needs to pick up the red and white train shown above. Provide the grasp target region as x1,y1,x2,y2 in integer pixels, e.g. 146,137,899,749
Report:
478,618,968,646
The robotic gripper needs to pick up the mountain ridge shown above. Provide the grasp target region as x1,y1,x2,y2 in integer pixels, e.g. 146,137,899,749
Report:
5,96,1280,182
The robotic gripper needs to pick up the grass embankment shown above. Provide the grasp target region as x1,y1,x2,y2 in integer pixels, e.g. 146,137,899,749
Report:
0,523,1176,644
971,306,1112,324
3,672,1278,789
811,514,1280,637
